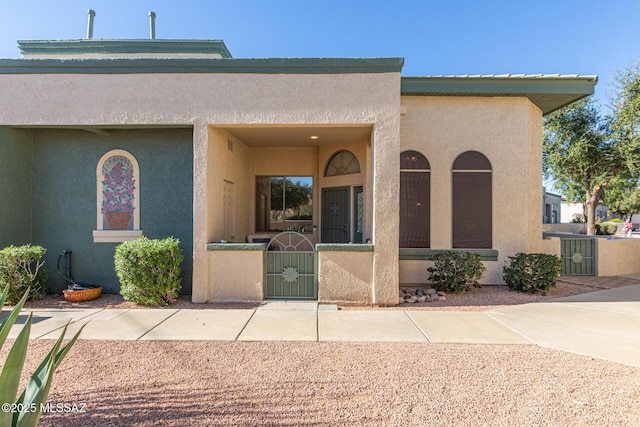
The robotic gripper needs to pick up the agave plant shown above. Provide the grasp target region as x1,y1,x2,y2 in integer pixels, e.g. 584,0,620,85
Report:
0,285,83,427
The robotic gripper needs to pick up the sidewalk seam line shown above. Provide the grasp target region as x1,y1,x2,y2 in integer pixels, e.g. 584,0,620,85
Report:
484,312,537,345
31,308,105,340
403,311,431,342
234,308,257,341
136,309,181,340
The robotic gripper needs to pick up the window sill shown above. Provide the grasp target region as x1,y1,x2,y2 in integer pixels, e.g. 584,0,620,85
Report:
93,230,143,243
399,248,498,261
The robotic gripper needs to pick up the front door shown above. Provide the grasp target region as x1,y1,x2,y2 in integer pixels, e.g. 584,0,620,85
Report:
321,187,350,243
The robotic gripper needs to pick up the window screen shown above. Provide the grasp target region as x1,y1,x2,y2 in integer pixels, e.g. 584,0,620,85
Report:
400,151,430,248
452,151,492,248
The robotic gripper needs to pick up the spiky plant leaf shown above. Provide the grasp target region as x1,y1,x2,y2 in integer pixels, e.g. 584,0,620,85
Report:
0,288,30,351
0,313,32,427
14,323,84,427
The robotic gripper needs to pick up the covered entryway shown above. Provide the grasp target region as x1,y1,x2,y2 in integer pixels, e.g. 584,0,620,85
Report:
265,231,317,299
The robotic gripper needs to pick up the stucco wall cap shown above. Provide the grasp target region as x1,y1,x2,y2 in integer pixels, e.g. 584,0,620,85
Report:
0,56,404,75
18,39,233,59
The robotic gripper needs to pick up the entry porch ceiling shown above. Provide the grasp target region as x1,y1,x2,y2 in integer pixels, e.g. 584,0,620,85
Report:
222,125,372,147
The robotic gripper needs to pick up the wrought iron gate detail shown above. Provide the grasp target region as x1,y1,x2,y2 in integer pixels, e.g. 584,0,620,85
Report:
265,232,317,299
560,238,596,276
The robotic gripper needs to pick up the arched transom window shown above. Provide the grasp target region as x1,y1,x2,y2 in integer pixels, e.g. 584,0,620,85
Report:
400,150,431,248
324,150,360,177
452,151,492,248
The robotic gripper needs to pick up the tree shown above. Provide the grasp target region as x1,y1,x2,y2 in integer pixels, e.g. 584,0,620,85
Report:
543,58,640,234
544,98,620,234
606,59,640,219
603,177,640,218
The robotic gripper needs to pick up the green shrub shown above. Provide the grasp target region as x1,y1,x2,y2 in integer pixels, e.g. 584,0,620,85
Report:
595,222,618,235
503,253,562,294
426,251,486,293
0,245,47,305
609,218,623,223
1,285,83,427
115,237,183,306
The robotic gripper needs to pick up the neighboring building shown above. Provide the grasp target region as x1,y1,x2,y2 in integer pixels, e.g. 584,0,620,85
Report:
543,187,561,224
561,202,608,223
0,37,596,305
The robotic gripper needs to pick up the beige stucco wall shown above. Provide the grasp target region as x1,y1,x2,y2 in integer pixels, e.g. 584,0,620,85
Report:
398,96,547,284
0,71,400,304
207,127,252,244
596,238,640,276
207,249,264,301
317,249,374,305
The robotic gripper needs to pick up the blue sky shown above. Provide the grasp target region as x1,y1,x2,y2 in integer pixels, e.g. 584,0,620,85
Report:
1,1,639,111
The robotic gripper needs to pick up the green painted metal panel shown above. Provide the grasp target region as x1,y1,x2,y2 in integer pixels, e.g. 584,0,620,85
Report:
264,232,317,299
560,238,595,276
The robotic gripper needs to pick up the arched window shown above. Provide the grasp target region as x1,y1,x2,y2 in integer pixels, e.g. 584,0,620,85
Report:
94,150,141,242
324,150,360,176
452,151,492,248
400,150,430,248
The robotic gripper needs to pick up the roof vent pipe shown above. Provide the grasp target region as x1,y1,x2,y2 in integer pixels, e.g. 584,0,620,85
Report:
86,9,96,39
149,11,156,39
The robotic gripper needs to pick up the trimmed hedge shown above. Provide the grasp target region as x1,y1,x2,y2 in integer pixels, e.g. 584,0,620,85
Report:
0,244,47,305
503,253,562,294
427,251,486,293
595,222,618,235
115,237,183,306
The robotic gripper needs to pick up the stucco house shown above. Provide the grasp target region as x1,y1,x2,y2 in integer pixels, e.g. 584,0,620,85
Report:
0,37,596,305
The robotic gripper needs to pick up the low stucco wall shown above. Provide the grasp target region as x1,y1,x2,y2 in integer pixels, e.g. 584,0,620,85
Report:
205,244,264,302
317,244,374,305
400,260,502,285
543,223,587,234
596,238,640,276
399,238,561,286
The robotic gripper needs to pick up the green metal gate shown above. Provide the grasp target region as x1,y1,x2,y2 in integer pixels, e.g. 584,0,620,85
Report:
560,238,596,276
265,231,317,299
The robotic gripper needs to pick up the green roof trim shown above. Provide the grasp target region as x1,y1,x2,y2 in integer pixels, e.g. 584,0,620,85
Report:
0,57,404,75
18,39,233,58
401,75,598,115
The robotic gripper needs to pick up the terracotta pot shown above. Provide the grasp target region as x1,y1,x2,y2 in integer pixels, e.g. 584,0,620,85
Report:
106,211,132,230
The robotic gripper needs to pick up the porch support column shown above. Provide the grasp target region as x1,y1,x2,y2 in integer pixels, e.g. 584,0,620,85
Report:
372,114,400,305
192,121,210,302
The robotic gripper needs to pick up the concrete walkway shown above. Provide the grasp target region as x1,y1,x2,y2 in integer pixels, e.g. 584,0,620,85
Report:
3,285,639,368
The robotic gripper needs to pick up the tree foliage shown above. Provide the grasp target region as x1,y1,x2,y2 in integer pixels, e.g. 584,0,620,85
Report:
270,177,312,218
543,58,640,234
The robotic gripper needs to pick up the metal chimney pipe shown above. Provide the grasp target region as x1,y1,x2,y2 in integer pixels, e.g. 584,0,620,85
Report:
86,9,96,39
149,11,156,39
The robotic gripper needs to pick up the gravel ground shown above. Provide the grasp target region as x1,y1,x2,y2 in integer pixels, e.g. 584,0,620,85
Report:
5,281,638,426
6,341,640,426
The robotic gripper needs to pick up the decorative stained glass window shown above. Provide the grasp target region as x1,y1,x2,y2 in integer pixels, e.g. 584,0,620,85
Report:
325,150,360,176
94,150,141,242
